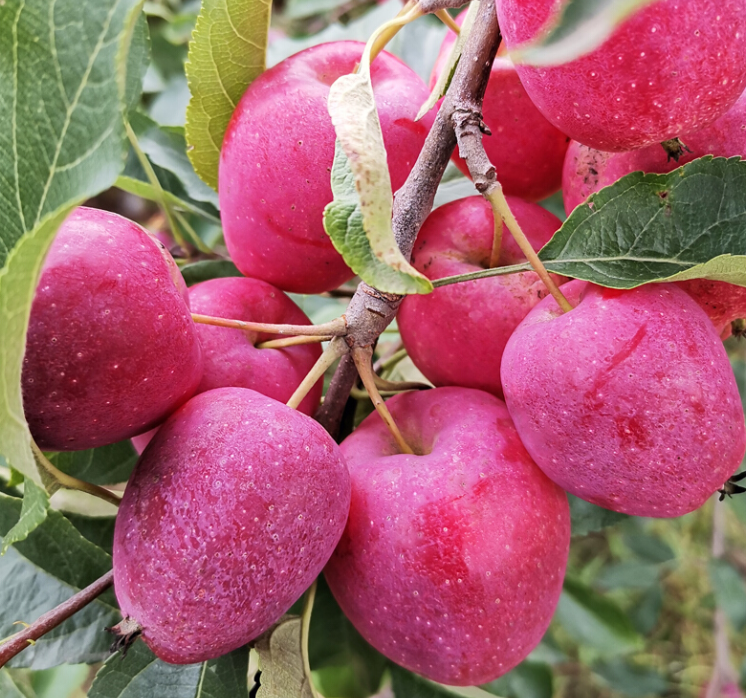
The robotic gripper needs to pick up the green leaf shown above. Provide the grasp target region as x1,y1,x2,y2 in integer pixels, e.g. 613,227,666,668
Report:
45,440,138,487
568,495,628,536
181,260,242,286
89,642,250,698
629,584,663,636
323,141,433,295
185,0,271,190
709,559,746,631
253,616,312,698
483,661,553,698
622,533,674,564
539,157,746,288
555,578,643,655
0,477,49,555
594,562,661,591
510,0,658,67
124,13,151,113
592,657,667,697
64,514,116,556
0,669,33,698
390,665,501,697
0,492,118,669
0,0,146,482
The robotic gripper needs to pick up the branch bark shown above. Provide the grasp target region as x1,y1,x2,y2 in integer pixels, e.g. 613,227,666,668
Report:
315,0,501,434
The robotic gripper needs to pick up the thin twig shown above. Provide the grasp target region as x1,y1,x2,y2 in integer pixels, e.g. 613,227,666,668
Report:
287,338,349,410
489,211,504,269
256,335,332,350
300,581,322,698
435,8,461,34
32,443,121,508
191,313,347,338
0,570,114,668
352,346,415,455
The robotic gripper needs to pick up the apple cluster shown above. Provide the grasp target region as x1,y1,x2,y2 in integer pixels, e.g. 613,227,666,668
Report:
19,0,746,688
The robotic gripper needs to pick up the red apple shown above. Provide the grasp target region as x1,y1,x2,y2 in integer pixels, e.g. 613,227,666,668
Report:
501,280,746,517
219,41,433,294
189,277,323,416
23,207,203,451
397,196,564,398
677,279,746,339
113,387,351,664
324,387,570,686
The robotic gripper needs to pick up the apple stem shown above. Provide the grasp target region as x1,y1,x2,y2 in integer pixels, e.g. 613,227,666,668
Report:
191,313,347,337
435,9,461,34
366,3,424,65
32,443,122,508
0,570,114,668
287,337,349,410
373,374,430,392
256,335,333,350
489,212,504,269
432,261,532,287
373,345,406,373
488,188,574,312
352,346,415,456
300,580,323,698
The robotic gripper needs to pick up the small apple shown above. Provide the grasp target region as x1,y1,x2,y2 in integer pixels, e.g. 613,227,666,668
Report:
113,387,351,664
23,207,203,451
397,196,564,398
324,387,570,686
501,280,746,517
189,277,323,415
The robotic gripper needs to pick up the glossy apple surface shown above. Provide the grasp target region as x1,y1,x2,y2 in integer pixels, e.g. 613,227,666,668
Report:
219,41,433,294
189,277,322,415
398,196,563,398
431,21,569,200
113,387,351,664
497,0,746,151
23,207,202,451
501,280,746,517
324,387,570,686
563,90,746,213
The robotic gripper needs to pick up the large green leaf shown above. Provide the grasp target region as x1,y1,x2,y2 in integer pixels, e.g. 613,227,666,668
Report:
0,669,32,698
46,440,138,487
539,157,746,288
390,665,501,697
510,0,658,67
323,141,433,295
0,0,147,482
0,492,117,669
185,0,271,190
88,642,250,698
0,476,49,555
555,578,643,655
65,513,117,556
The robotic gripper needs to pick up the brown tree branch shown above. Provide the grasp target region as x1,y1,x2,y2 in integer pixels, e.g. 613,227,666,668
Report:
317,0,502,436
0,570,114,668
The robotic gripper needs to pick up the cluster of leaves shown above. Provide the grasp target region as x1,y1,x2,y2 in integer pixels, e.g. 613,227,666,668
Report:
2,0,746,695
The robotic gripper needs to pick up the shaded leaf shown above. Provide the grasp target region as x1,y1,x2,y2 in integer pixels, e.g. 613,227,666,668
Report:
483,661,552,698
511,0,658,67
539,158,746,288
595,562,661,591
88,641,250,697
0,669,33,698
709,559,746,631
629,584,663,636
556,578,643,655
323,141,432,295
185,0,271,190
0,492,117,669
568,495,628,536
593,657,667,697
0,477,49,555
181,260,242,286
253,616,312,698
390,664,501,697
622,533,674,564
65,514,117,556
46,441,138,487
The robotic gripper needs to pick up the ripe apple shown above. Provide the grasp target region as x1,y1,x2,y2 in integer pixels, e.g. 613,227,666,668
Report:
324,387,570,686
189,277,323,415
497,0,746,151
677,279,746,339
563,90,746,213
113,387,351,664
501,280,746,517
22,207,203,451
219,41,433,294
397,196,564,398
431,19,569,200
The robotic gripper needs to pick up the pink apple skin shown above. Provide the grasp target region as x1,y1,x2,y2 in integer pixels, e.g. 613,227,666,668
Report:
22,207,203,451
431,21,569,201
113,387,351,664
398,196,564,398
677,279,746,339
324,387,570,686
562,91,746,213
700,682,746,698
501,280,746,517
497,0,746,151
131,427,158,455
219,41,434,294
188,277,322,416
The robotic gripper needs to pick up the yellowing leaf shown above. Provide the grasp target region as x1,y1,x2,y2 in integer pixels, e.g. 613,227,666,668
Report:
254,616,314,698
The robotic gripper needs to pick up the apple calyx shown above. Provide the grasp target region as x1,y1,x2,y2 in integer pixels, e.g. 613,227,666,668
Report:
107,617,143,657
